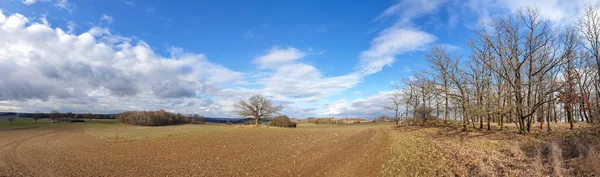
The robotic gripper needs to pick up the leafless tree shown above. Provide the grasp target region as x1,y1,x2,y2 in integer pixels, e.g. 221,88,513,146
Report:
426,46,454,123
472,8,561,133
32,111,40,124
234,95,283,125
578,4,600,117
384,89,402,125
7,115,16,125
50,110,61,122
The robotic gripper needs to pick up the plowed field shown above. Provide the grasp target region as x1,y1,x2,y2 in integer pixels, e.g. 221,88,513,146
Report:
0,124,390,177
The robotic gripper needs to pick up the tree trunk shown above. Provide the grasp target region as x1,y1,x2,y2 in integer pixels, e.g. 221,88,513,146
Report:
567,107,574,130
462,101,468,132
395,111,399,125
547,102,552,132
444,80,449,123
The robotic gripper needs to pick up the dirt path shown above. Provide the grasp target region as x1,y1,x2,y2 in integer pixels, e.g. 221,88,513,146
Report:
0,126,390,177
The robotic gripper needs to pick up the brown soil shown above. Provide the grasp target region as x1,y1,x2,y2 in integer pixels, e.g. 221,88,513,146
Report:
0,126,390,177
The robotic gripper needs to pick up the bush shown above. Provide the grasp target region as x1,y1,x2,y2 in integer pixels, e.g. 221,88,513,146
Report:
225,120,232,125
270,115,297,128
116,110,185,126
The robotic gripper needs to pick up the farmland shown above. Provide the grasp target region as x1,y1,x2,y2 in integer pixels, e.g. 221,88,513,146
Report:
1,119,599,176
0,119,390,176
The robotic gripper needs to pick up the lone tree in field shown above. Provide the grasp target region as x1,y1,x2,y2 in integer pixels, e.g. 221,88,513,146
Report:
234,95,283,126
7,115,16,125
32,111,40,124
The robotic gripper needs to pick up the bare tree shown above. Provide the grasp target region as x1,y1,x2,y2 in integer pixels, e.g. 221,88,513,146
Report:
425,46,454,123
446,54,470,131
473,8,561,133
32,111,40,124
50,110,61,123
578,4,600,117
234,95,283,125
8,115,16,125
384,89,402,125
402,78,419,124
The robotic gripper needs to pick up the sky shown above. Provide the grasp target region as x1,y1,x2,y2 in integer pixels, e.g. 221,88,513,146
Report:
0,0,595,118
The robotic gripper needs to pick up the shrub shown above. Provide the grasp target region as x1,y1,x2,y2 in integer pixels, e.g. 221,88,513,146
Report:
116,110,185,126
270,115,297,128
225,120,232,125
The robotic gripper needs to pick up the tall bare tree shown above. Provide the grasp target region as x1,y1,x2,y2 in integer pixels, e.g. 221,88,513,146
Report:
426,46,454,123
473,8,561,133
578,4,600,118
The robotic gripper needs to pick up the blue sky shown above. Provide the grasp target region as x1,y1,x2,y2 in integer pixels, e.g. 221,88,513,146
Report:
0,0,593,118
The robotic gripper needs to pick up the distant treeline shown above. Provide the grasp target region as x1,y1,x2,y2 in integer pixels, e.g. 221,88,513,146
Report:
117,110,202,126
2,111,275,125
116,110,260,126
303,117,367,124
0,112,115,119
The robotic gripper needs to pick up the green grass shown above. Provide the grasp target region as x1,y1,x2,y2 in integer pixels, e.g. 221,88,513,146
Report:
0,118,49,129
84,123,242,141
1,118,391,141
0,118,121,130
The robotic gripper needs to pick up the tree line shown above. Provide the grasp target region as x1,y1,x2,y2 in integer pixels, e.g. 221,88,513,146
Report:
390,7,600,133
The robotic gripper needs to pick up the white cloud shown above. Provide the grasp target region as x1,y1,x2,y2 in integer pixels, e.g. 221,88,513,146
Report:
374,0,448,24
54,0,75,13
254,47,306,69
327,91,400,118
360,0,441,75
0,0,450,118
465,0,597,27
261,63,362,99
358,26,436,75
66,21,76,33
327,99,348,115
124,1,135,6
0,12,244,116
21,0,40,5
20,0,51,5
100,14,113,24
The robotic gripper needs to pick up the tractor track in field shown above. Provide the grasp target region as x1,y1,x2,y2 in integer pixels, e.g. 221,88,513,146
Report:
0,128,63,176
0,126,391,177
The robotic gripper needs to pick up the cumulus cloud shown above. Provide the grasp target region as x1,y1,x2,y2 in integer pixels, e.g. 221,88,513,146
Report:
327,91,401,118
254,47,306,69
261,63,362,99
250,46,362,102
0,0,452,118
21,0,42,5
0,11,243,115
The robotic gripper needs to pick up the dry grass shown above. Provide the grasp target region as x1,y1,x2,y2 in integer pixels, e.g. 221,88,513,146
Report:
384,122,600,176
